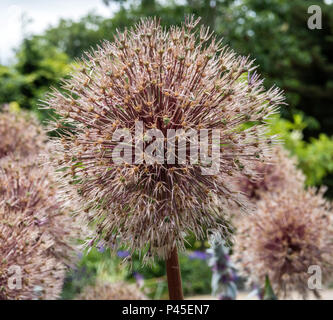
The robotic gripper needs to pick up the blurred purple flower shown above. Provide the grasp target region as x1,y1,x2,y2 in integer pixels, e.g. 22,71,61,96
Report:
188,250,209,260
212,261,226,272
117,250,130,258
221,271,238,284
97,242,105,253
134,272,144,288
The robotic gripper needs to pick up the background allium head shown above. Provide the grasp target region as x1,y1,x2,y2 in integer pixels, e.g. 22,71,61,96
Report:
0,157,80,299
237,146,306,201
75,280,146,300
0,105,46,159
233,187,333,299
44,16,284,259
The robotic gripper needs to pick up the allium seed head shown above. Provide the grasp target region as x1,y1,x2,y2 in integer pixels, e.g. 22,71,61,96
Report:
233,187,333,299
237,146,305,201
0,157,80,299
0,105,46,159
44,17,284,259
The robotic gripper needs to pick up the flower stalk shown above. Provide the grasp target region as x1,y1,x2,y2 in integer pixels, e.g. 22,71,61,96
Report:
166,247,183,300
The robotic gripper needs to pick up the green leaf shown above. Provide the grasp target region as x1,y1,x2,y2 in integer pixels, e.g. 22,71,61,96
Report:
263,275,278,300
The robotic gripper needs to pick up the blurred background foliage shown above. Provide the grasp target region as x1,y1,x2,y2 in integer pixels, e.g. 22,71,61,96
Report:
62,244,212,299
0,0,332,298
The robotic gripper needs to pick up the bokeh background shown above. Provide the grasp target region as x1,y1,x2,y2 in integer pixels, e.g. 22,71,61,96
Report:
0,0,332,299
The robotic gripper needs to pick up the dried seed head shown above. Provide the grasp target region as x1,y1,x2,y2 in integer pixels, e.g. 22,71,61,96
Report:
237,146,306,201
0,105,46,159
45,16,284,260
233,187,333,299
0,157,81,299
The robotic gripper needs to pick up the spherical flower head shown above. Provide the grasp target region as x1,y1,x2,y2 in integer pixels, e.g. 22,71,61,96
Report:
237,146,306,201
0,159,65,299
0,157,81,299
75,280,146,300
233,187,333,299
0,105,46,159
45,17,284,260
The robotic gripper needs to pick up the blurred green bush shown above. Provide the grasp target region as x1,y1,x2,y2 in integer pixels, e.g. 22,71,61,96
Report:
268,114,333,197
